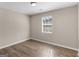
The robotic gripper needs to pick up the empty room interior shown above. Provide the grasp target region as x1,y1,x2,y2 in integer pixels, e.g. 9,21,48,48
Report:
0,2,78,57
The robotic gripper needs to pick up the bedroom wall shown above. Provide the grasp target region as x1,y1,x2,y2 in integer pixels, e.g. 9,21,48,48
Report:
78,4,79,56
0,8,29,48
30,5,78,50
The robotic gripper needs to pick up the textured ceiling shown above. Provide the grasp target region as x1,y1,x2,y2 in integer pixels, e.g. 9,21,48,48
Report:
0,2,77,15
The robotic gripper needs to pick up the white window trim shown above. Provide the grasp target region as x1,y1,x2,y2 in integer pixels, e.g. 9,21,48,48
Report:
42,16,52,34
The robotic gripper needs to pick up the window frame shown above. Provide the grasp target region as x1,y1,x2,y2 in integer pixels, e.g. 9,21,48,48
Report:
42,16,52,33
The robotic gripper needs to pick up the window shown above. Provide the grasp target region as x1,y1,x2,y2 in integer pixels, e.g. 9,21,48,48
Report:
42,16,52,33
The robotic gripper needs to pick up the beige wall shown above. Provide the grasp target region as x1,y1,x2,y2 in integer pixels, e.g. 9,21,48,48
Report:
30,5,78,50
0,8,29,48
78,4,79,55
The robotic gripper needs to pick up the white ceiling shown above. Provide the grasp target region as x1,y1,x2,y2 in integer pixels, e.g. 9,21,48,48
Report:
0,2,77,15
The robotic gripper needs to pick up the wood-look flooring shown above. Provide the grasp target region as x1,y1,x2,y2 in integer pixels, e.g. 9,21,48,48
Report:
0,39,78,57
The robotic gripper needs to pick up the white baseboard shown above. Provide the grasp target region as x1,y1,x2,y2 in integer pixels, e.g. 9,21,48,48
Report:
0,37,78,52
30,37,78,51
0,38,30,49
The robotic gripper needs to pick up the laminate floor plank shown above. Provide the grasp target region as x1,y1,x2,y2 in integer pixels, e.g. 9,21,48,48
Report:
0,39,78,57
